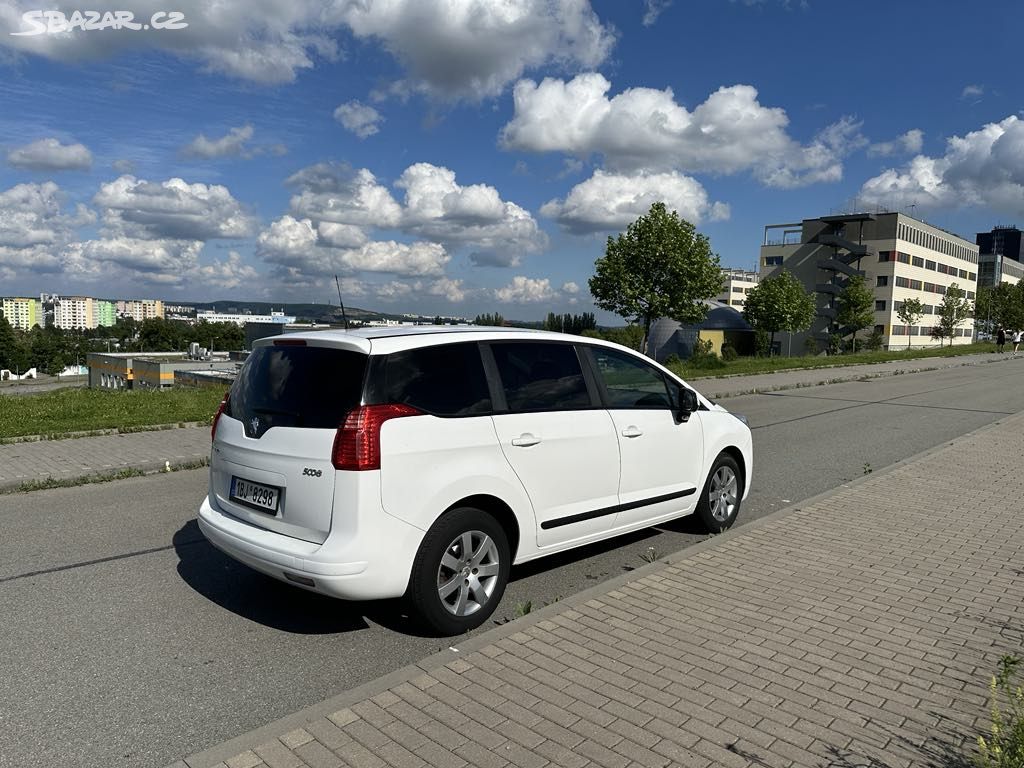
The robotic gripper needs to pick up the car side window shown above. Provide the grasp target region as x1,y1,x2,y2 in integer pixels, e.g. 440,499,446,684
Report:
590,347,673,409
489,342,591,412
380,342,491,416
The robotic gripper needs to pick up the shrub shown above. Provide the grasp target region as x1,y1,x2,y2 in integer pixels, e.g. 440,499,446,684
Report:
664,353,682,367
754,328,771,357
803,337,819,356
864,328,885,351
688,338,725,369
828,334,844,355
720,342,738,362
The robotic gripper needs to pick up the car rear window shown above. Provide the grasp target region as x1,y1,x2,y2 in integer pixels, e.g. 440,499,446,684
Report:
227,345,367,436
377,342,491,417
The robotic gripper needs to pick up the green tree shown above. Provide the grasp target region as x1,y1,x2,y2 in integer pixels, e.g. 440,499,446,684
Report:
0,314,28,372
896,297,924,350
589,202,723,356
976,283,1024,335
932,283,972,346
473,313,505,327
741,271,815,356
836,275,875,353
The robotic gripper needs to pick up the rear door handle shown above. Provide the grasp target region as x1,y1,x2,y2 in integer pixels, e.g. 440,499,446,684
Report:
511,433,541,447
621,426,643,438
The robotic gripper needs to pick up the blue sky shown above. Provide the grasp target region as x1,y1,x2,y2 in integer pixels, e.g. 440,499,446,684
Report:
1,0,1022,321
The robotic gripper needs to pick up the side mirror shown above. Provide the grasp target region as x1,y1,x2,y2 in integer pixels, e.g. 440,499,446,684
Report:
677,388,699,423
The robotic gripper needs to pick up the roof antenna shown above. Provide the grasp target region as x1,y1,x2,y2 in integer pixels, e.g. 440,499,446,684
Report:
334,274,349,330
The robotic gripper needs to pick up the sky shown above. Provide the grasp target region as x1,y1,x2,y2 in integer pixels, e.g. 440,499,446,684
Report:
0,0,1022,321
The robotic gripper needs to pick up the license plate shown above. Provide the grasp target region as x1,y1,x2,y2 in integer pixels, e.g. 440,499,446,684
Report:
230,477,280,513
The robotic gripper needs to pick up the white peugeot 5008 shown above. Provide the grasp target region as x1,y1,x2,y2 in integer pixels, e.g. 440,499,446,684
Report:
198,326,753,635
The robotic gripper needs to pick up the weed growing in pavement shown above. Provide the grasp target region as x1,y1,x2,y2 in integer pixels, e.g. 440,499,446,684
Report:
639,547,658,563
514,601,533,617
863,462,873,474
974,654,1024,767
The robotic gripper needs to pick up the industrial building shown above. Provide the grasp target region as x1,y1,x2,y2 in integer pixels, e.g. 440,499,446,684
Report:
87,351,238,390
760,212,979,352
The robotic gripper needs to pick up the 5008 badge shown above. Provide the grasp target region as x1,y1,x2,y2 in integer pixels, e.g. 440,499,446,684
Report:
11,10,188,35
302,468,322,478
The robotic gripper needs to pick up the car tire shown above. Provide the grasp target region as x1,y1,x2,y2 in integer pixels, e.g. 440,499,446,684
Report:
695,453,743,533
408,507,510,636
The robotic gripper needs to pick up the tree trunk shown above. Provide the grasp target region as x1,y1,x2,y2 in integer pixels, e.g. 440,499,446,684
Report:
770,330,776,357
643,316,652,358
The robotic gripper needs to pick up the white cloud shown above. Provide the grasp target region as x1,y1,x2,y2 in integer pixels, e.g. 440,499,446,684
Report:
642,0,672,26
7,138,92,171
65,237,203,281
0,182,93,279
868,129,923,158
287,164,404,228
541,169,729,234
426,277,466,303
257,214,450,278
495,275,557,303
1,0,613,95
194,250,260,289
334,101,383,138
395,162,547,263
112,159,135,173
561,281,579,294
182,124,254,158
859,115,1024,216
501,73,862,187
94,175,256,240
961,84,985,100
286,161,545,266
341,0,615,99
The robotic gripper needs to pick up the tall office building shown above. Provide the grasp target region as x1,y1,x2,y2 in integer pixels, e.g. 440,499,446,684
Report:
760,212,979,352
976,225,1023,288
716,269,760,309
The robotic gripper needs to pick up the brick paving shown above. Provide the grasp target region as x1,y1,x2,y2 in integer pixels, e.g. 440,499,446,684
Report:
0,427,210,490
172,411,1024,768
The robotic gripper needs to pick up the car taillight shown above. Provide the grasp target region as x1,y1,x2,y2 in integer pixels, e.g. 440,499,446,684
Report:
331,404,421,470
211,391,230,441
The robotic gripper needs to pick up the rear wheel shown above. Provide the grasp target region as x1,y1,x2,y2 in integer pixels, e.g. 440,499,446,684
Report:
695,453,742,533
409,507,510,635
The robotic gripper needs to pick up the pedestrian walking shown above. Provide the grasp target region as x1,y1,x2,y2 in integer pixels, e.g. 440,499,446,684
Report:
997,327,1006,353
1013,329,1022,355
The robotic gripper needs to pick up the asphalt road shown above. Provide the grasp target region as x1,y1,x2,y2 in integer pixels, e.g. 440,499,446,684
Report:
2,360,1024,768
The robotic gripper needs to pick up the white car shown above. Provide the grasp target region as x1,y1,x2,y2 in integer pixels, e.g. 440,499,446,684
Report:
198,326,753,635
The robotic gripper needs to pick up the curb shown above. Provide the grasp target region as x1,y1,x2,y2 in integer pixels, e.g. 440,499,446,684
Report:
0,455,210,495
172,408,1022,768
0,421,208,445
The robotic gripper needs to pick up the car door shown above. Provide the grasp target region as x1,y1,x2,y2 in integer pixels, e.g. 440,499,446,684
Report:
584,345,704,530
486,341,621,549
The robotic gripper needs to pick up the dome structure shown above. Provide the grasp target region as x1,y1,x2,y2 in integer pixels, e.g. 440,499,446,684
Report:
649,300,753,363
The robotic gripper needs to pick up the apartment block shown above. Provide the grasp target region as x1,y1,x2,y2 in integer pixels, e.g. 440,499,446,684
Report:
53,296,96,330
760,212,978,352
95,300,117,327
117,299,165,322
716,269,759,309
1,297,40,331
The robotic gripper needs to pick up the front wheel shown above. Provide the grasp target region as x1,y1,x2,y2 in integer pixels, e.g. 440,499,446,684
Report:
408,507,510,636
695,453,742,533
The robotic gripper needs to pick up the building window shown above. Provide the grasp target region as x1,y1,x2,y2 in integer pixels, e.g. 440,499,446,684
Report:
967,291,975,299
732,286,744,293
922,305,934,314
926,260,936,271
897,252,911,264
912,256,924,268
935,285,946,296
764,256,783,267
875,300,886,311
878,252,891,262
876,276,889,287
969,272,976,281
909,279,921,290
895,276,910,288
959,269,968,279
891,325,906,336
924,282,935,293
874,325,884,335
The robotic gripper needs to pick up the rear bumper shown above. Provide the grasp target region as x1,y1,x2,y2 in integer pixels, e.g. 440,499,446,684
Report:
198,495,423,601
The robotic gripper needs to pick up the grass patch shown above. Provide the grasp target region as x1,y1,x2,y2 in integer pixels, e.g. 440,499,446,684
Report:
0,387,226,439
668,342,998,381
